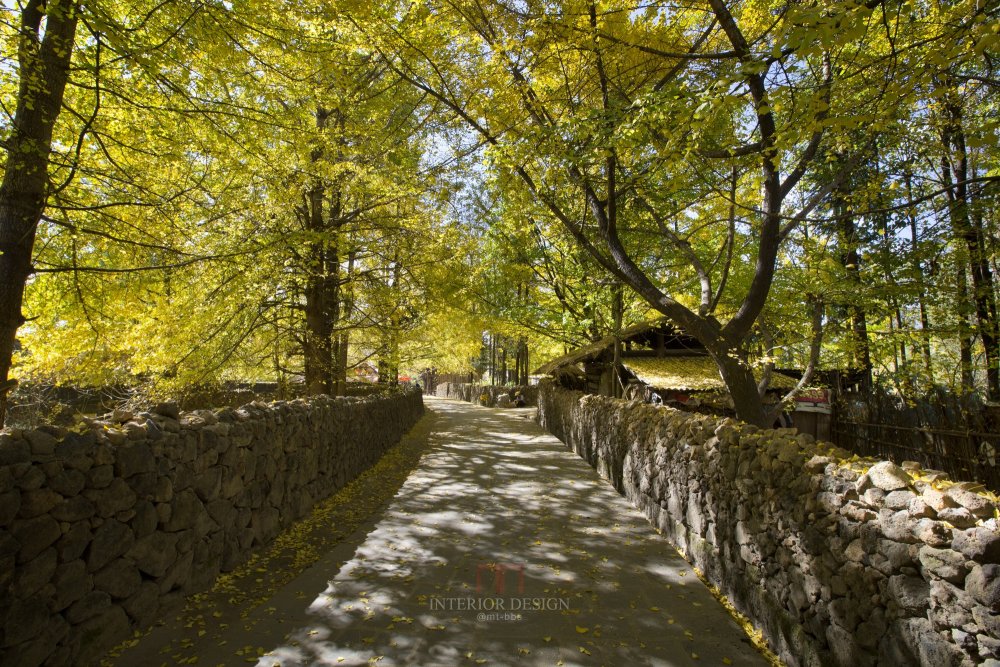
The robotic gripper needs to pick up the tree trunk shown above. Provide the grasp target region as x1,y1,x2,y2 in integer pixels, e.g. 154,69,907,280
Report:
834,181,873,392
303,107,332,395
712,350,767,427
611,283,623,398
940,91,999,396
0,0,80,425
906,174,934,380
938,82,987,394
970,206,999,396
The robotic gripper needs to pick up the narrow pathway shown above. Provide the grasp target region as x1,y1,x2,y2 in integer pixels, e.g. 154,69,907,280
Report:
116,397,769,666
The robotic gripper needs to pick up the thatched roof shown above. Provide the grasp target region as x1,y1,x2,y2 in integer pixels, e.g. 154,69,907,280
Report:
535,320,701,375
622,356,798,392
535,319,799,393
535,322,654,375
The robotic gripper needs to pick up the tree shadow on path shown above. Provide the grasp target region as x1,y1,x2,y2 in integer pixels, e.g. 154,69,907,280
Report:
258,398,769,667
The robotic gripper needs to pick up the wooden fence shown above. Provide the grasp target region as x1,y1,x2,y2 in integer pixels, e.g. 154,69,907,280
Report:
831,390,1000,491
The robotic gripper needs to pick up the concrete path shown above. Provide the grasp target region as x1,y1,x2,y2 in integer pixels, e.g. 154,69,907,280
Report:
113,397,770,667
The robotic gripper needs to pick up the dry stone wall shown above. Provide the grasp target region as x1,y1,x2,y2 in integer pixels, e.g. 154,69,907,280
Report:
435,383,538,407
537,379,1000,666
0,390,423,666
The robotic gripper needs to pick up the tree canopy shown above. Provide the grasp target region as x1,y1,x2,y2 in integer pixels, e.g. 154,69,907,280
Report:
0,0,998,424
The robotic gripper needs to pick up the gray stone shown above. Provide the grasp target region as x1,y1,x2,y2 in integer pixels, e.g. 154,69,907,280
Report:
131,500,158,538
51,495,97,522
94,557,142,599
144,418,163,441
251,506,280,544
916,518,954,548
114,441,154,478
938,506,978,529
885,489,916,510
908,497,936,519
968,564,1000,610
15,465,46,490
17,488,62,518
974,605,1000,638
918,627,971,666
880,540,917,571
126,471,159,498
946,484,997,519
65,589,111,624
867,461,913,491
85,464,114,489
48,468,85,497
2,597,51,647
206,498,234,527
84,477,136,517
844,538,866,563
12,546,57,598
51,558,92,611
75,606,130,664
919,546,969,584
841,501,878,523
158,548,194,593
154,476,173,503
925,487,960,512
862,487,886,507
87,519,134,572
164,489,208,533
0,436,30,466
160,417,181,433
887,574,930,615
980,637,1000,661
12,514,61,563
805,455,832,473
879,509,917,542
128,531,178,577
826,622,869,666
103,428,127,446
57,521,93,562
2,634,57,667
123,421,147,440
0,489,21,525
193,466,222,502
156,501,172,525
153,401,180,419
25,429,58,457
54,430,95,458
955,526,1000,562
123,580,160,626
929,579,975,629
0,462,13,492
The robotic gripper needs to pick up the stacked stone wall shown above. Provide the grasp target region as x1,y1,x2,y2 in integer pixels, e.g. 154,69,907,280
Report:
538,379,1000,666
435,382,538,407
0,390,423,666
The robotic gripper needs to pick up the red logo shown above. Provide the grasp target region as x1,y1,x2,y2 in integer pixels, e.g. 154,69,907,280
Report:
476,562,526,594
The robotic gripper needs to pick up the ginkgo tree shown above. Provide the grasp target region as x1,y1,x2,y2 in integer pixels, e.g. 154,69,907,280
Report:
2,0,998,427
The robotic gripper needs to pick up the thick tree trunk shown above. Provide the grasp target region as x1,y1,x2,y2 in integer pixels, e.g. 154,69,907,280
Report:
0,0,80,426
712,349,767,427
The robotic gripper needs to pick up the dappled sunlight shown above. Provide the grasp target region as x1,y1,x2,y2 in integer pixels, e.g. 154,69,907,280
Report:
246,399,765,666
